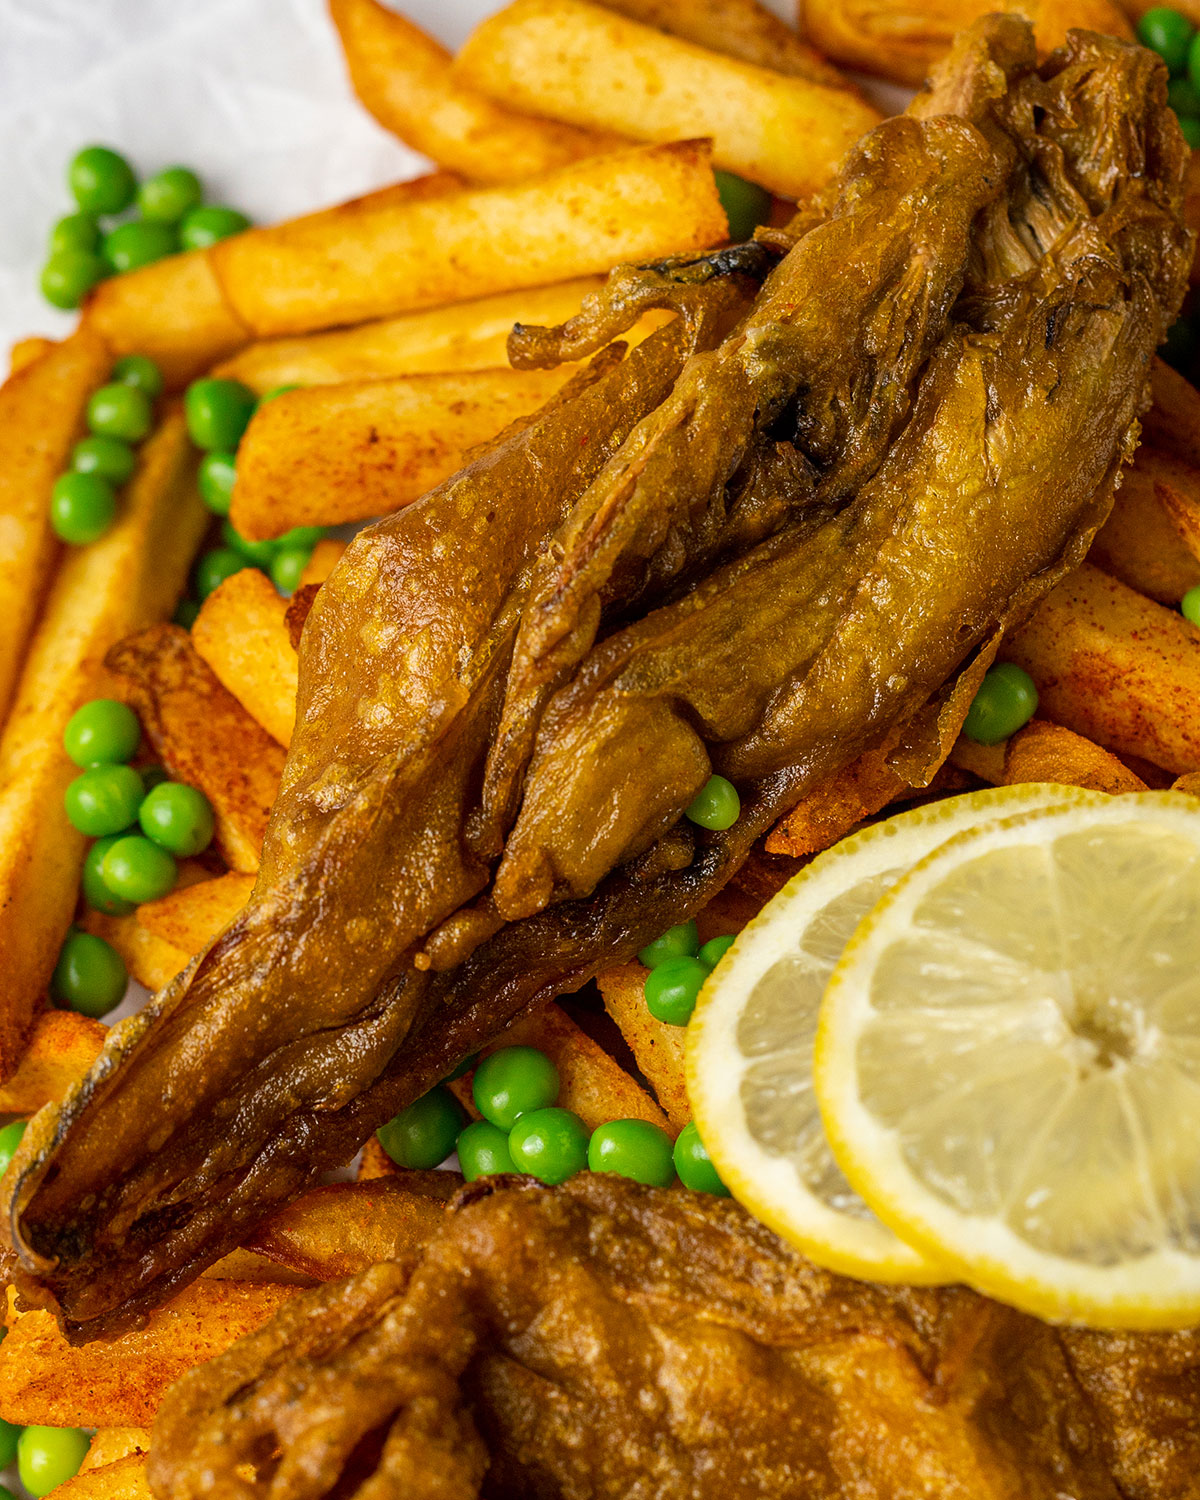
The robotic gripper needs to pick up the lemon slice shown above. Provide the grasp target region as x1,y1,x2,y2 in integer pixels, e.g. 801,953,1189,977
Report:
815,791,1200,1328
686,783,1091,1283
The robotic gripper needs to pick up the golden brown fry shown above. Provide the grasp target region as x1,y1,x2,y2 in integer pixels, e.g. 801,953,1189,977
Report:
455,0,880,199
8,336,55,375
81,1430,151,1474
595,964,689,1130
230,365,576,539
136,871,255,958
214,277,605,392
210,141,727,338
1145,356,1200,469
947,735,1009,783
0,416,205,1076
191,568,298,746
800,0,1133,88
358,1135,399,1181
201,1249,317,1286
0,325,112,729
330,0,622,182
764,745,909,857
0,1280,296,1428
0,1011,106,1115
607,0,847,84
79,910,191,994
45,1454,152,1500
1001,718,1148,794
1004,563,1200,775
299,538,347,587
1088,448,1200,604
106,625,285,874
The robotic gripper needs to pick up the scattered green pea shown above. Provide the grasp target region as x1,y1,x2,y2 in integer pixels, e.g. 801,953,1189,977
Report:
72,433,136,485
102,219,177,274
673,1121,730,1196
198,450,238,515
179,205,251,250
0,1418,19,1471
1181,113,1200,147
508,1107,589,1185
588,1118,676,1187
51,471,117,544
472,1046,559,1130
685,774,741,831
1170,75,1200,116
64,763,144,836
638,919,699,969
961,662,1038,745
377,1085,465,1169
173,597,200,629
49,212,99,255
1182,584,1200,626
193,547,247,600
64,698,139,767
112,353,164,398
51,929,127,1018
40,249,107,310
185,377,257,451
644,955,709,1026
270,547,310,596
698,934,735,969
18,1425,91,1498
713,169,772,241
261,382,301,403
81,834,136,916
68,146,136,215
87,381,153,442
100,834,178,903
138,781,214,857
456,1119,516,1181
222,519,279,568
273,525,327,549
1141,6,1195,72
0,1120,27,1180
137,165,203,223
445,1051,480,1082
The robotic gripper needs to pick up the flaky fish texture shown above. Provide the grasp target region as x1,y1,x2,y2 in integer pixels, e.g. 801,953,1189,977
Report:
148,1174,1200,1500
8,17,1189,1341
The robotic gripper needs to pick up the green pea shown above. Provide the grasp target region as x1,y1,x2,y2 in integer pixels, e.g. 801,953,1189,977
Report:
0,1418,20,1470
270,547,311,596
377,1085,465,1169
685,774,741,831
51,471,116,545
198,450,238,515
112,353,164,398
185,377,257,451
0,1481,17,1500
1184,584,1200,629
102,219,177,274
222,519,279,568
193,547,248,601
587,1118,676,1187
173,597,200,629
1181,113,1200,148
72,434,136,485
81,835,136,916
0,1119,27,1180
644,955,708,1026
179,205,251,250
139,781,214,857
1140,6,1195,71
961,662,1038,745
698,934,736,969
261,382,301,403
713,169,772,241
672,1121,730,1196
51,929,127,1018
64,698,140,766
472,1046,559,1130
87,381,153,442
638,919,699,969
1170,75,1200,116
456,1119,516,1181
18,1424,90,1498
49,212,100,255
445,1051,480,1082
507,1107,589,1185
273,525,327,549
100,834,178,903
64,763,144,836
40,249,107,310
137,165,203,223
68,146,136,215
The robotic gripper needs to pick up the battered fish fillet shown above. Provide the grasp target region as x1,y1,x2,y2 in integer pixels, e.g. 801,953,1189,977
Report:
147,1174,1200,1500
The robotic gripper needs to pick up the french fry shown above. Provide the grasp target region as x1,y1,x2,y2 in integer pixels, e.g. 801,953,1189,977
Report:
1001,719,1148,794
209,141,728,338
0,325,112,729
606,0,848,84
358,1134,400,1181
106,625,285,873
201,1248,317,1286
799,0,1133,88
231,365,576,538
299,538,347,587
8,336,55,375
0,1011,106,1114
330,0,622,183
213,277,605,392
765,746,908,858
1145,356,1200,469
1088,448,1200,604
81,1430,152,1473
0,1280,296,1428
455,0,880,200
245,1177,461,1280
1003,563,1200,774
82,173,463,391
191,569,298,746
947,735,1008,783
136,871,256,958
44,1454,152,1499
0,415,205,1076
79,910,191,994
596,963,689,1130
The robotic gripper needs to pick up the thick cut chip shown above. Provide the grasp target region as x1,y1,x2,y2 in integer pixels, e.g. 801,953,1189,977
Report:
0,1011,106,1114
191,569,298,746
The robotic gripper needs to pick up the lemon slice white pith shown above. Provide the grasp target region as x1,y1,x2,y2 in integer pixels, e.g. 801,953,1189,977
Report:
815,791,1200,1328
686,784,1095,1283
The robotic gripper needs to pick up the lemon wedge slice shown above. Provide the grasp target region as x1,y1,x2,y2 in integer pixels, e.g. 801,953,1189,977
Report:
815,791,1200,1328
687,783,1091,1283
